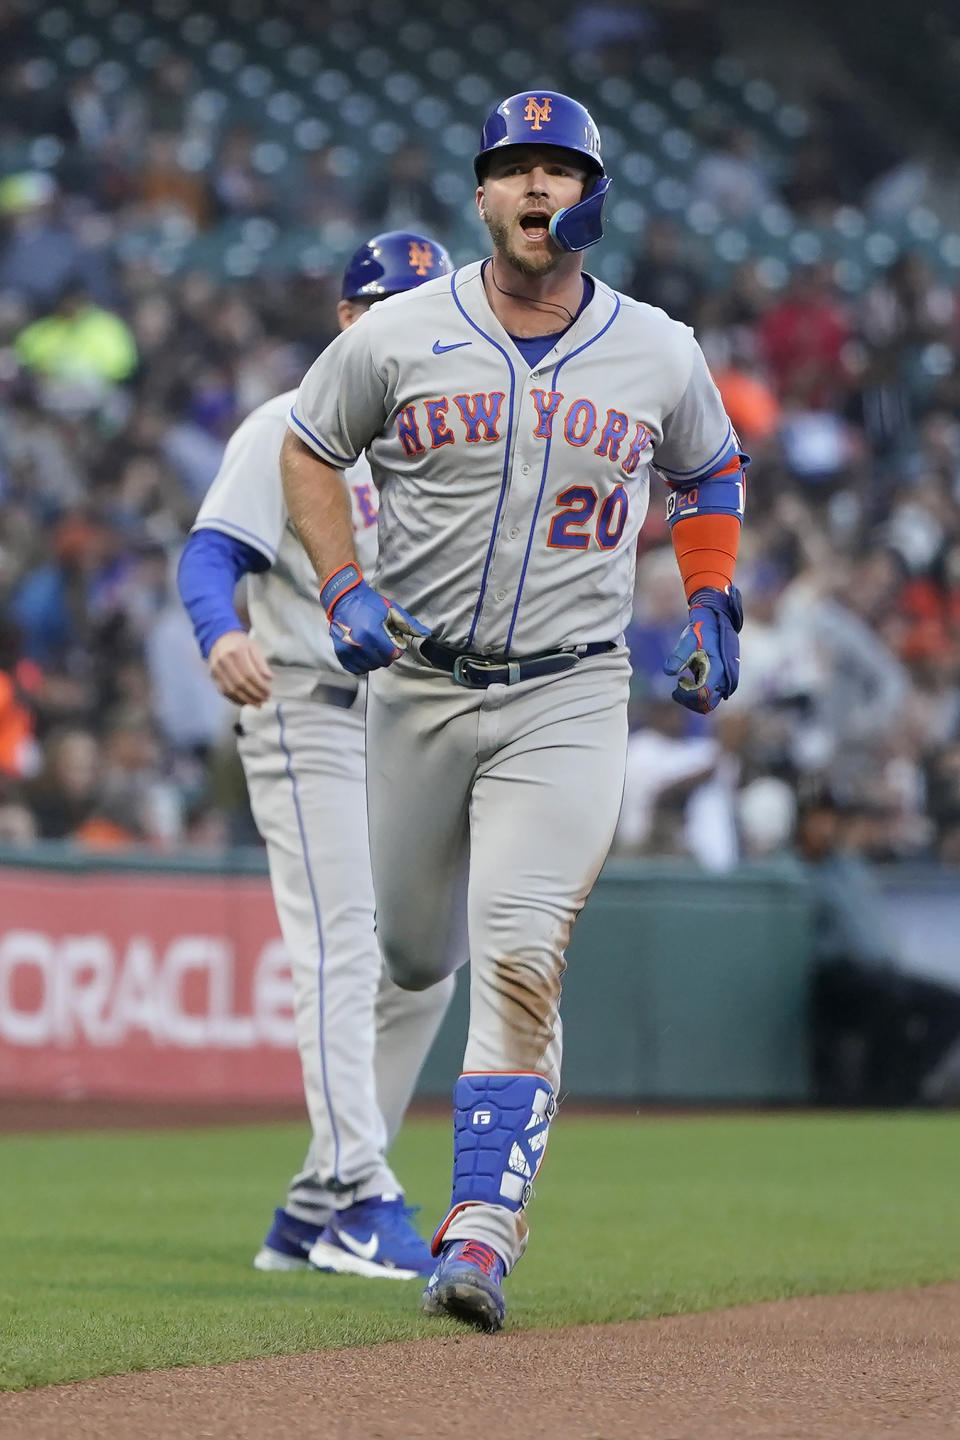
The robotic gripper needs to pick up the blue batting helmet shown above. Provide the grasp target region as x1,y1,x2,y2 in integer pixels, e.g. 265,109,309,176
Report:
474,91,604,181
341,230,454,300
473,91,610,253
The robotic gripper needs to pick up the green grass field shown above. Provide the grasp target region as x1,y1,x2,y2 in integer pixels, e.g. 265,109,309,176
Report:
2,1112,959,1392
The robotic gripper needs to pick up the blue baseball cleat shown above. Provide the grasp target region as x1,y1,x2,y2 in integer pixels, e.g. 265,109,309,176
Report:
422,1240,506,1332
307,1193,434,1280
253,1206,324,1271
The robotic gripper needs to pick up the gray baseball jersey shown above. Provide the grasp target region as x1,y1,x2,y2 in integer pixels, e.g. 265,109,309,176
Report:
193,388,380,696
290,260,733,655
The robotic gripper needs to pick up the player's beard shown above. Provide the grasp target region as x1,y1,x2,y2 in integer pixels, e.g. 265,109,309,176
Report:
485,213,563,279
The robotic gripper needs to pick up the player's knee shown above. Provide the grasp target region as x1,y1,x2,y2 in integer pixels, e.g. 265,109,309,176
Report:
377,909,459,992
389,964,443,993
382,942,444,993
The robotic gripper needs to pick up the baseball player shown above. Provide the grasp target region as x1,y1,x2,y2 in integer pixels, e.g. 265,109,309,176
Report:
280,93,746,1328
178,231,457,1281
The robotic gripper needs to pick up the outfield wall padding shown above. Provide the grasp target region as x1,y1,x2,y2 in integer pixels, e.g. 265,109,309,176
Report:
0,848,815,1104
418,859,814,1102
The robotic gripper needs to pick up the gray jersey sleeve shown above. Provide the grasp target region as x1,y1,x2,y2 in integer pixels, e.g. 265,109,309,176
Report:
289,318,389,466
652,334,735,486
193,404,289,562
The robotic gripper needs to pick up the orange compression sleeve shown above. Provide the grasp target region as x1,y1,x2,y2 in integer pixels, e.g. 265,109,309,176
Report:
670,512,741,601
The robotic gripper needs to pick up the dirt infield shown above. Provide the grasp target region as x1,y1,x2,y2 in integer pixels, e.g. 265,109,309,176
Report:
3,1283,959,1439
0,1097,310,1132
4,1103,957,1436
0,1096,787,1133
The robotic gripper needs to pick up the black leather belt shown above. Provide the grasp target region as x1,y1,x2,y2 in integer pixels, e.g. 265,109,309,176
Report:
419,637,616,689
314,683,358,709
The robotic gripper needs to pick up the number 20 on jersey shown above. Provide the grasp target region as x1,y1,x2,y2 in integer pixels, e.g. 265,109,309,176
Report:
547,485,629,550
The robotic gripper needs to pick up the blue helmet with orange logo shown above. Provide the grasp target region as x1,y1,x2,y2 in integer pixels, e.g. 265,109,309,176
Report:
341,230,454,300
473,91,611,252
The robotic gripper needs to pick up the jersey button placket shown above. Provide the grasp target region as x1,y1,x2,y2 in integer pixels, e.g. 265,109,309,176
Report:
479,441,539,646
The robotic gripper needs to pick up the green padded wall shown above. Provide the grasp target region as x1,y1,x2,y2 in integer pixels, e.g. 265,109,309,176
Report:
416,859,814,1102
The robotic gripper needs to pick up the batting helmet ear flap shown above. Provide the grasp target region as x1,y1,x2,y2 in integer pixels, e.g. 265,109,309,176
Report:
548,175,612,252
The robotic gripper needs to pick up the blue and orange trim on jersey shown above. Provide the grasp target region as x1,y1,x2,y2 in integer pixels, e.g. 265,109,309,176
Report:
192,516,277,564
288,408,359,468
506,293,622,651
656,421,736,485
448,268,519,649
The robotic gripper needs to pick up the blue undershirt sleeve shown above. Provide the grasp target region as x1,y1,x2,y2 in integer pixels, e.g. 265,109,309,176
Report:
177,528,271,661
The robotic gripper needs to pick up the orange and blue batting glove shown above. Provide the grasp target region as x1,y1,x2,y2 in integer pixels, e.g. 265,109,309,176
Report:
320,563,429,676
663,585,743,714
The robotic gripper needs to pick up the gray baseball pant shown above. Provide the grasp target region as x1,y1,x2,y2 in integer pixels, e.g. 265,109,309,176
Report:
239,693,454,1222
365,647,631,1268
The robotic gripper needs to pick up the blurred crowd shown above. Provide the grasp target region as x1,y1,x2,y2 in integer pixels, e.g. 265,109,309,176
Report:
1,6,959,871
618,229,960,870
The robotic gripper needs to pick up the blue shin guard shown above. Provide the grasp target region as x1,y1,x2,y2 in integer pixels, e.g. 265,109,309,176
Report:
432,1072,557,1253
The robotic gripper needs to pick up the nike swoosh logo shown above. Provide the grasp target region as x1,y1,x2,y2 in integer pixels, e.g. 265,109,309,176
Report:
432,340,472,354
337,1230,379,1261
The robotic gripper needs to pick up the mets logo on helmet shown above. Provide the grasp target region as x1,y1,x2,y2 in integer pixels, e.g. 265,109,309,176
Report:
524,96,552,130
408,241,435,276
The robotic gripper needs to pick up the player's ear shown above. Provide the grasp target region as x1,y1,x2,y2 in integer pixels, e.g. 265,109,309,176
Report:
338,299,362,330
476,184,486,219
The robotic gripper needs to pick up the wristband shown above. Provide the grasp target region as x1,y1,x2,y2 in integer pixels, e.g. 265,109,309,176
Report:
319,562,362,616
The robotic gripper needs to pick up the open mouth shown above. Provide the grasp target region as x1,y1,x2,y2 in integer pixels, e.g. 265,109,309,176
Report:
519,212,551,240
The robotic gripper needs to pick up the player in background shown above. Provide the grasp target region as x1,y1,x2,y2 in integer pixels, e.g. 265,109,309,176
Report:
280,93,747,1327
178,232,456,1280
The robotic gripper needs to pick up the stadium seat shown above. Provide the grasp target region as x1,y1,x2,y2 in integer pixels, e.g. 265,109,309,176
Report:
285,45,320,80
312,70,352,103
399,21,438,53
20,0,960,290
